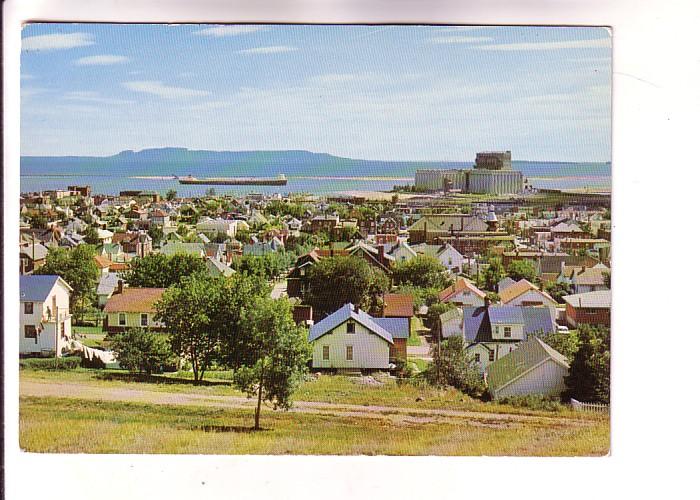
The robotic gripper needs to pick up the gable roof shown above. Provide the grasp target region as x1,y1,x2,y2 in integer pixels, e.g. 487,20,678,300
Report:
373,317,410,339
160,242,205,256
103,287,166,313
97,272,121,296
382,293,414,317
464,305,557,342
563,290,612,308
497,277,516,293
486,337,569,393
20,275,72,302
19,243,49,261
438,277,487,302
308,303,394,344
206,256,234,277
499,279,554,304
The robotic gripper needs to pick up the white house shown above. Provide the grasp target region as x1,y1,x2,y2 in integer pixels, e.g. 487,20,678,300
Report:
438,277,487,307
389,241,418,263
486,337,569,400
20,275,73,357
196,217,238,239
499,279,558,313
308,304,409,370
439,307,463,339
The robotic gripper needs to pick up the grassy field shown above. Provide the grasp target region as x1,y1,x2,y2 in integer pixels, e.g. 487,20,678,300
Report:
19,396,609,455
408,317,426,346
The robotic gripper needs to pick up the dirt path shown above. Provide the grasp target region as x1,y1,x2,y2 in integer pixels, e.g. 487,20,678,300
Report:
20,379,592,427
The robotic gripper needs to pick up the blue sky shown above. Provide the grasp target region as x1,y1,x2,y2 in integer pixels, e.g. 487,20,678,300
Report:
21,23,611,161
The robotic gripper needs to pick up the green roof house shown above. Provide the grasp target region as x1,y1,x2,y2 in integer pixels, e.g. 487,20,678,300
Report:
485,337,569,400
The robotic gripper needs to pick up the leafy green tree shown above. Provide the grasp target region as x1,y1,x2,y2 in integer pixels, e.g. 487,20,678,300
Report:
564,324,610,404
483,257,505,292
147,225,164,247
210,231,229,243
28,213,49,229
229,297,311,430
111,329,174,374
123,253,206,288
83,226,101,245
35,244,99,321
543,281,573,303
393,285,440,310
392,255,452,290
424,336,486,398
155,274,267,382
507,259,537,282
166,189,177,201
305,256,390,317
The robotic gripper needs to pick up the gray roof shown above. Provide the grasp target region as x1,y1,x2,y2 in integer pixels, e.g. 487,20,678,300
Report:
563,290,612,308
206,257,234,277
498,277,516,293
20,243,49,261
308,303,394,344
463,305,556,342
97,272,121,296
20,275,71,302
373,318,409,339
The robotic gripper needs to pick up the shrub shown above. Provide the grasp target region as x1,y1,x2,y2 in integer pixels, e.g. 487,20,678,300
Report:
110,329,175,374
423,336,486,398
497,394,564,412
19,356,82,370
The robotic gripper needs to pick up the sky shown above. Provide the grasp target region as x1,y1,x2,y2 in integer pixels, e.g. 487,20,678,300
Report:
20,24,611,162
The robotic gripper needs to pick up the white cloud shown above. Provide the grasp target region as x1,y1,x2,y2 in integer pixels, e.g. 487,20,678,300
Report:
239,46,297,55
193,26,263,37
64,91,133,104
478,38,611,51
74,55,129,66
122,81,211,98
427,35,493,44
22,32,94,51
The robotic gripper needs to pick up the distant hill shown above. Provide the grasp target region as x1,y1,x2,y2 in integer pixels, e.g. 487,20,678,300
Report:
20,148,610,178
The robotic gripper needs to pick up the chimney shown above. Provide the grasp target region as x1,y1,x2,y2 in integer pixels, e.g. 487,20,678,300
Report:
378,245,385,262
117,280,124,294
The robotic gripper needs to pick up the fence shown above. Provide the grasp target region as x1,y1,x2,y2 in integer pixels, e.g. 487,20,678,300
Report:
570,398,609,413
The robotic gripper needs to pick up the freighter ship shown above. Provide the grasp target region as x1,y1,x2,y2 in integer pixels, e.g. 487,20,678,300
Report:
177,173,287,186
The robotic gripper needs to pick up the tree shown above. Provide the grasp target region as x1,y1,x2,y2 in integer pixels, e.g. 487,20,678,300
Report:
564,324,610,404
123,253,207,288
543,281,573,303
35,244,99,322
211,231,229,243
424,336,486,398
147,225,164,247
305,256,390,317
166,189,177,201
229,297,311,430
535,331,580,363
111,329,174,374
483,257,505,291
156,273,268,383
507,259,537,282
83,226,100,245
28,213,48,229
392,255,452,290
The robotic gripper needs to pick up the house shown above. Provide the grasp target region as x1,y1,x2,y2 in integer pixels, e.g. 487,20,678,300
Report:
308,303,409,370
382,293,414,337
486,337,569,400
96,272,121,307
19,243,49,275
563,290,611,328
103,285,166,333
20,275,73,357
160,242,206,258
96,228,114,245
196,217,238,239
308,214,340,234
499,279,558,311
346,241,394,272
439,306,463,339
557,264,610,294
410,242,464,273
149,209,171,227
497,277,516,294
389,241,418,263
457,305,557,372
286,249,321,298
206,256,234,277
93,254,112,275
438,277,487,307
407,214,488,244
113,231,153,258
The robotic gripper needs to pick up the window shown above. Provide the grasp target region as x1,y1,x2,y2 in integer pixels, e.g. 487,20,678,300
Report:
488,351,495,362
24,325,37,339
346,345,353,361
24,302,34,314
322,345,330,360
474,353,480,362
140,313,148,327
300,268,306,276
504,326,512,338
346,322,355,334
118,313,126,326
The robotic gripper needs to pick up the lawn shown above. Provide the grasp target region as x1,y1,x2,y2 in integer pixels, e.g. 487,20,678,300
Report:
73,328,107,348
19,396,610,455
408,317,426,346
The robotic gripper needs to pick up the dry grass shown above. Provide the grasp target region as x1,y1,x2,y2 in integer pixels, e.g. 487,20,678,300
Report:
20,396,609,456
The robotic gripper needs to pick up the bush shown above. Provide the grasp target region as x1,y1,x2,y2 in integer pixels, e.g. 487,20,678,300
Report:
19,356,82,370
497,394,564,412
423,336,486,398
110,329,175,374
